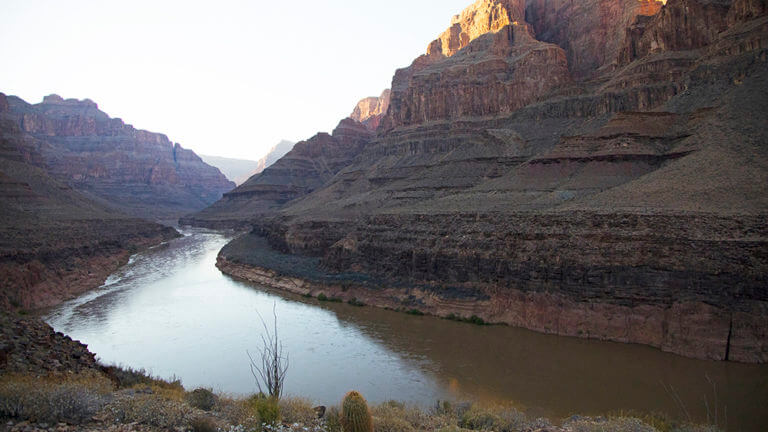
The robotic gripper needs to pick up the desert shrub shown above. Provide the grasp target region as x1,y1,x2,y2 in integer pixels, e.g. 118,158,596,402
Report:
564,416,658,432
106,392,191,428
215,395,261,430
325,406,343,432
459,404,527,431
245,393,280,425
0,372,112,424
372,400,442,431
279,396,317,424
187,387,217,411
190,415,219,432
101,365,184,400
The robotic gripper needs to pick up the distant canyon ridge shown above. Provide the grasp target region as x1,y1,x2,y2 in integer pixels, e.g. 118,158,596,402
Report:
186,0,768,363
0,92,236,309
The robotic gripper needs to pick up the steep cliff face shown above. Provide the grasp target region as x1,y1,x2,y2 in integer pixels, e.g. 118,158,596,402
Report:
0,103,179,310
2,94,234,219
350,90,391,131
525,0,666,78
198,0,768,361
382,1,570,130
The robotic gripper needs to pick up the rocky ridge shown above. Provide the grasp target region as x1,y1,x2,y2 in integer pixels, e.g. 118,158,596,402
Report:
194,0,767,361
0,93,180,311
2,94,234,220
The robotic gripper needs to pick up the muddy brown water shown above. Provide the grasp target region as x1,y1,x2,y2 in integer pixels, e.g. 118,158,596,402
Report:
45,229,768,431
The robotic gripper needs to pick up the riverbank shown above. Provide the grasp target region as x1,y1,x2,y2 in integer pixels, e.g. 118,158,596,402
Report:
216,232,767,363
0,219,179,313
0,314,722,432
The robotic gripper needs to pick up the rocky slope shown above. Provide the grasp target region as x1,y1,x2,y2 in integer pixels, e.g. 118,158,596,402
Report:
197,0,768,361
0,94,179,310
181,118,373,228
1,94,234,220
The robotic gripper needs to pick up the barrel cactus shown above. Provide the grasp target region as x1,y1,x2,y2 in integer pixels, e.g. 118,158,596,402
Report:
340,391,373,432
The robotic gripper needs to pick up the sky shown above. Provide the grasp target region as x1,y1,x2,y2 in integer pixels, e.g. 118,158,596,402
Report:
0,0,471,161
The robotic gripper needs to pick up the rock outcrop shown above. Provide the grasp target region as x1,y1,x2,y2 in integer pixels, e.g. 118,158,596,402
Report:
194,0,768,361
350,90,391,131
2,94,235,220
0,314,98,374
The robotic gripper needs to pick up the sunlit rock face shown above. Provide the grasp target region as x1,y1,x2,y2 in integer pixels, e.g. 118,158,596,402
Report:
192,0,768,361
525,0,666,78
350,89,391,131
2,94,234,219
382,0,570,130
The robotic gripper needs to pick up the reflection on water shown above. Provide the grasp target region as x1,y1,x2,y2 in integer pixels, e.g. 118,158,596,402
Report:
46,229,768,431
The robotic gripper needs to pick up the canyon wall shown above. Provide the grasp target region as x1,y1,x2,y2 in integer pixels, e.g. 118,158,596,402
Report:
197,0,768,361
0,102,179,310
2,94,235,220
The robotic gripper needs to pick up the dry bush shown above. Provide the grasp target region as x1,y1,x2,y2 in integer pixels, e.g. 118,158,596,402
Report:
105,392,191,428
215,394,261,431
458,403,529,432
372,400,443,432
187,387,218,411
101,364,184,400
279,396,317,424
0,371,112,424
190,415,220,432
564,416,658,432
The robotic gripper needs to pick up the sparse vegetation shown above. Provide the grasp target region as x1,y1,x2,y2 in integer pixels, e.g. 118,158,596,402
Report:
0,371,112,424
0,371,726,432
444,313,487,325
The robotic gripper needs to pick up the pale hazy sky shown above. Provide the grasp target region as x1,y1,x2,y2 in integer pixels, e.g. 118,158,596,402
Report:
0,0,471,160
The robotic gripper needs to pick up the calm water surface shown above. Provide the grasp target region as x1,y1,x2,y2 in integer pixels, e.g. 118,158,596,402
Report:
45,229,768,431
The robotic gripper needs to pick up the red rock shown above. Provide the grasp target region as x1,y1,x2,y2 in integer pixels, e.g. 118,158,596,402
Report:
2,94,235,219
350,89,390,131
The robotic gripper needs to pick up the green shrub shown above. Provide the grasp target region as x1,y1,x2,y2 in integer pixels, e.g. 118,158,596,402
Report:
186,387,217,411
341,391,374,432
405,309,424,316
318,293,329,301
0,372,112,424
246,394,280,425
347,298,365,307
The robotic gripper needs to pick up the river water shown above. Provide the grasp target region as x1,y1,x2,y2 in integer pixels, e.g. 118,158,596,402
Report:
45,229,768,431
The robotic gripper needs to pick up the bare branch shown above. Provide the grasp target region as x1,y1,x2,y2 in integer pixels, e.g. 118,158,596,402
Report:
247,303,289,399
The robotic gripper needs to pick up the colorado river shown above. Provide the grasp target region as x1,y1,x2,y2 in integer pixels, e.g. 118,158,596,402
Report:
45,229,768,431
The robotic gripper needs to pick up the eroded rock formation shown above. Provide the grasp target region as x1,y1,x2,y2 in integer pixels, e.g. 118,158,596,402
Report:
2,94,234,219
350,90,391,131
0,101,179,310
181,118,374,228
193,0,768,361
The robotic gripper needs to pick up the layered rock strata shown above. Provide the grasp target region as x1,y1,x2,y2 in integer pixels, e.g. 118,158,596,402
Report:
350,90,391,131
0,94,179,310
181,118,373,228
2,94,234,220
198,0,768,361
